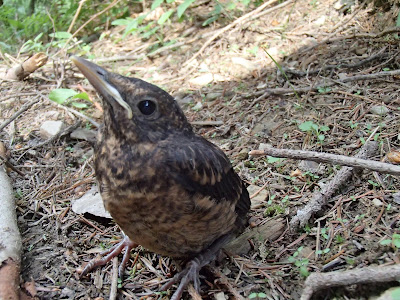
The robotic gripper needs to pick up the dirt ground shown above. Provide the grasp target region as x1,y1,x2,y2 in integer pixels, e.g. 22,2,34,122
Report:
1,0,400,299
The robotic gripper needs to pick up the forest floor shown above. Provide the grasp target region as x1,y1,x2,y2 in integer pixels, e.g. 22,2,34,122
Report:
1,0,400,299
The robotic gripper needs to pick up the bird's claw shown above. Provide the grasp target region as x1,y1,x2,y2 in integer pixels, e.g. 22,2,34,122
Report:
80,236,137,278
161,259,202,300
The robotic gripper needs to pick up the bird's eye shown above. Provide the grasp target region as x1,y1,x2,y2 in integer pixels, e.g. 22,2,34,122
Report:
138,100,156,116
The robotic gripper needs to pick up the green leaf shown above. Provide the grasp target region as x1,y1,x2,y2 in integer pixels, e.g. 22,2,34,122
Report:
258,293,268,298
298,121,315,132
112,18,132,26
317,134,325,141
71,102,88,108
177,0,196,18
72,92,90,101
202,15,219,26
319,125,330,132
158,9,174,25
392,234,400,248
151,0,164,10
50,31,72,39
248,293,258,299
299,266,310,277
267,156,281,163
380,239,392,246
48,88,78,104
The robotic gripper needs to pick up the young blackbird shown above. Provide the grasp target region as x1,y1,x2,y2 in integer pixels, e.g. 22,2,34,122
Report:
71,56,250,299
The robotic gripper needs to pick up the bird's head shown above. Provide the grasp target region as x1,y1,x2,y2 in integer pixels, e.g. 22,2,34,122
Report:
71,56,192,142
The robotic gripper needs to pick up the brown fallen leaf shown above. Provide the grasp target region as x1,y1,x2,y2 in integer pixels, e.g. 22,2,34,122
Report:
387,151,400,164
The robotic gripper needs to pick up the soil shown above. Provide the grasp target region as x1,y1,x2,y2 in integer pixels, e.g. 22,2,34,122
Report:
1,0,400,299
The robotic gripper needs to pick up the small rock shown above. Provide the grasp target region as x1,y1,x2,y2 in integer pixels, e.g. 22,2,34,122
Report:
258,143,271,151
299,160,321,173
72,186,111,218
205,92,222,101
337,73,348,80
237,148,249,160
372,198,383,207
192,102,203,111
392,192,400,205
354,47,367,56
314,16,326,25
214,292,227,300
70,128,97,142
60,287,75,299
40,121,65,139
370,105,389,116
298,246,313,258
189,73,214,86
231,57,258,71
247,185,268,209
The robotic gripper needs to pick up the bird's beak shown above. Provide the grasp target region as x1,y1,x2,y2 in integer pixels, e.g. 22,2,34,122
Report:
70,56,133,119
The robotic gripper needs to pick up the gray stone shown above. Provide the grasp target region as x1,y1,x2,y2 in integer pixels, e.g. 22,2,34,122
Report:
40,121,65,139
205,92,222,101
247,184,268,209
70,128,97,143
392,192,400,205
72,186,111,218
370,105,389,116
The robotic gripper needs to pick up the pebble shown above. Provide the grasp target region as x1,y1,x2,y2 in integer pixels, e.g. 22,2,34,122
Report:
372,198,383,207
40,121,65,139
370,105,389,116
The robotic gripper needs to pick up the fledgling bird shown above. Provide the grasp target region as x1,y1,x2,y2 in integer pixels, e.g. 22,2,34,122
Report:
71,56,250,299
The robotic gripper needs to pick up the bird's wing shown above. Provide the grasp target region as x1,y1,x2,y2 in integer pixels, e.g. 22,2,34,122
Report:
162,136,250,209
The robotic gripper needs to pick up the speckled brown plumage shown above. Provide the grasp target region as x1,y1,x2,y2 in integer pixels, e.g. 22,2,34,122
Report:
71,56,250,299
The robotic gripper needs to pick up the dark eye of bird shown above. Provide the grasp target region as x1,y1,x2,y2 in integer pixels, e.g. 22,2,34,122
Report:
138,100,156,116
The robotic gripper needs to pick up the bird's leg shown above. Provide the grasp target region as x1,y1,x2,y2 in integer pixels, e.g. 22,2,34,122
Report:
161,234,233,300
80,235,138,278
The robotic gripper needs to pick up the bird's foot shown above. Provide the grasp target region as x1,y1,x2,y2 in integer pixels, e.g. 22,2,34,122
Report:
161,258,202,300
80,235,137,278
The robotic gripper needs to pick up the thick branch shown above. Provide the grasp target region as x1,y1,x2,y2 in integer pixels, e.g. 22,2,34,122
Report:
301,264,400,300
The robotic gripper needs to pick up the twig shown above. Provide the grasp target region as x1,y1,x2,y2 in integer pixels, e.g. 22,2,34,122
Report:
184,0,281,66
55,0,123,56
0,154,25,177
282,47,389,77
250,69,400,102
68,0,86,33
0,97,40,132
14,121,81,153
299,27,400,55
301,264,400,300
109,256,118,300
191,120,223,126
249,144,400,176
288,141,378,229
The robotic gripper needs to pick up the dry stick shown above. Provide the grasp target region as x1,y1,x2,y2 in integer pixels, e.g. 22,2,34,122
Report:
300,264,400,300
250,69,400,101
184,0,282,66
286,141,378,229
0,97,40,132
282,47,389,77
299,27,400,55
109,256,118,300
55,0,123,56
68,0,86,33
0,154,25,177
249,145,400,176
